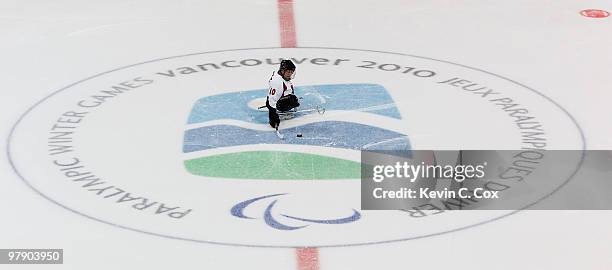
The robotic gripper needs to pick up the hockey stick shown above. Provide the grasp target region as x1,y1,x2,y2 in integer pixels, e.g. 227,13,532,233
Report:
275,129,284,139
274,124,284,139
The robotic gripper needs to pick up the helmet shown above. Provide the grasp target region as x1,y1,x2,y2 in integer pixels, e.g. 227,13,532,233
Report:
279,59,296,72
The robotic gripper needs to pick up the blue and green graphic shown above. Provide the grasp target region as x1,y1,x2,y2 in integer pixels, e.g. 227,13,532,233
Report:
183,83,410,179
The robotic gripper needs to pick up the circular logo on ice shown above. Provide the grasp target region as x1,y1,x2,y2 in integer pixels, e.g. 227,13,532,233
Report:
8,48,584,247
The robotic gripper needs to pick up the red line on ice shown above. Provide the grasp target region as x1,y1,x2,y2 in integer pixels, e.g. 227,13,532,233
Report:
277,0,297,47
277,1,319,269
296,248,320,270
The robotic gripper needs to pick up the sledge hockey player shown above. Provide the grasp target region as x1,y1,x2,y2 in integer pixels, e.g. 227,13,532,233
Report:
266,59,300,130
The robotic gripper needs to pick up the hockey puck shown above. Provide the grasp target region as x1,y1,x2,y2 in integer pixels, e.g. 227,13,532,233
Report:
297,133,303,137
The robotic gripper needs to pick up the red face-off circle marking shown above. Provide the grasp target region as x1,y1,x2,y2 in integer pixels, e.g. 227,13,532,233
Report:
580,9,610,18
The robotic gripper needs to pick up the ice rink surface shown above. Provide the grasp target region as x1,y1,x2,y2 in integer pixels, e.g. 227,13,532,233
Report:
1,1,612,269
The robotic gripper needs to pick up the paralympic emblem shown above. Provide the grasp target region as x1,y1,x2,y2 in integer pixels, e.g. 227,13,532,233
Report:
231,193,361,230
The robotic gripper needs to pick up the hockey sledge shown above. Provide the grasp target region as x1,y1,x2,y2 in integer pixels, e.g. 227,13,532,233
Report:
257,104,326,119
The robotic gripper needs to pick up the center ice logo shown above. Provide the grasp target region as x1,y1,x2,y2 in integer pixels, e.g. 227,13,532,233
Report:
182,83,411,180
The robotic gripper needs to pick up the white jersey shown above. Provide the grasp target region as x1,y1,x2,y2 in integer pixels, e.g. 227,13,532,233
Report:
267,71,295,108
